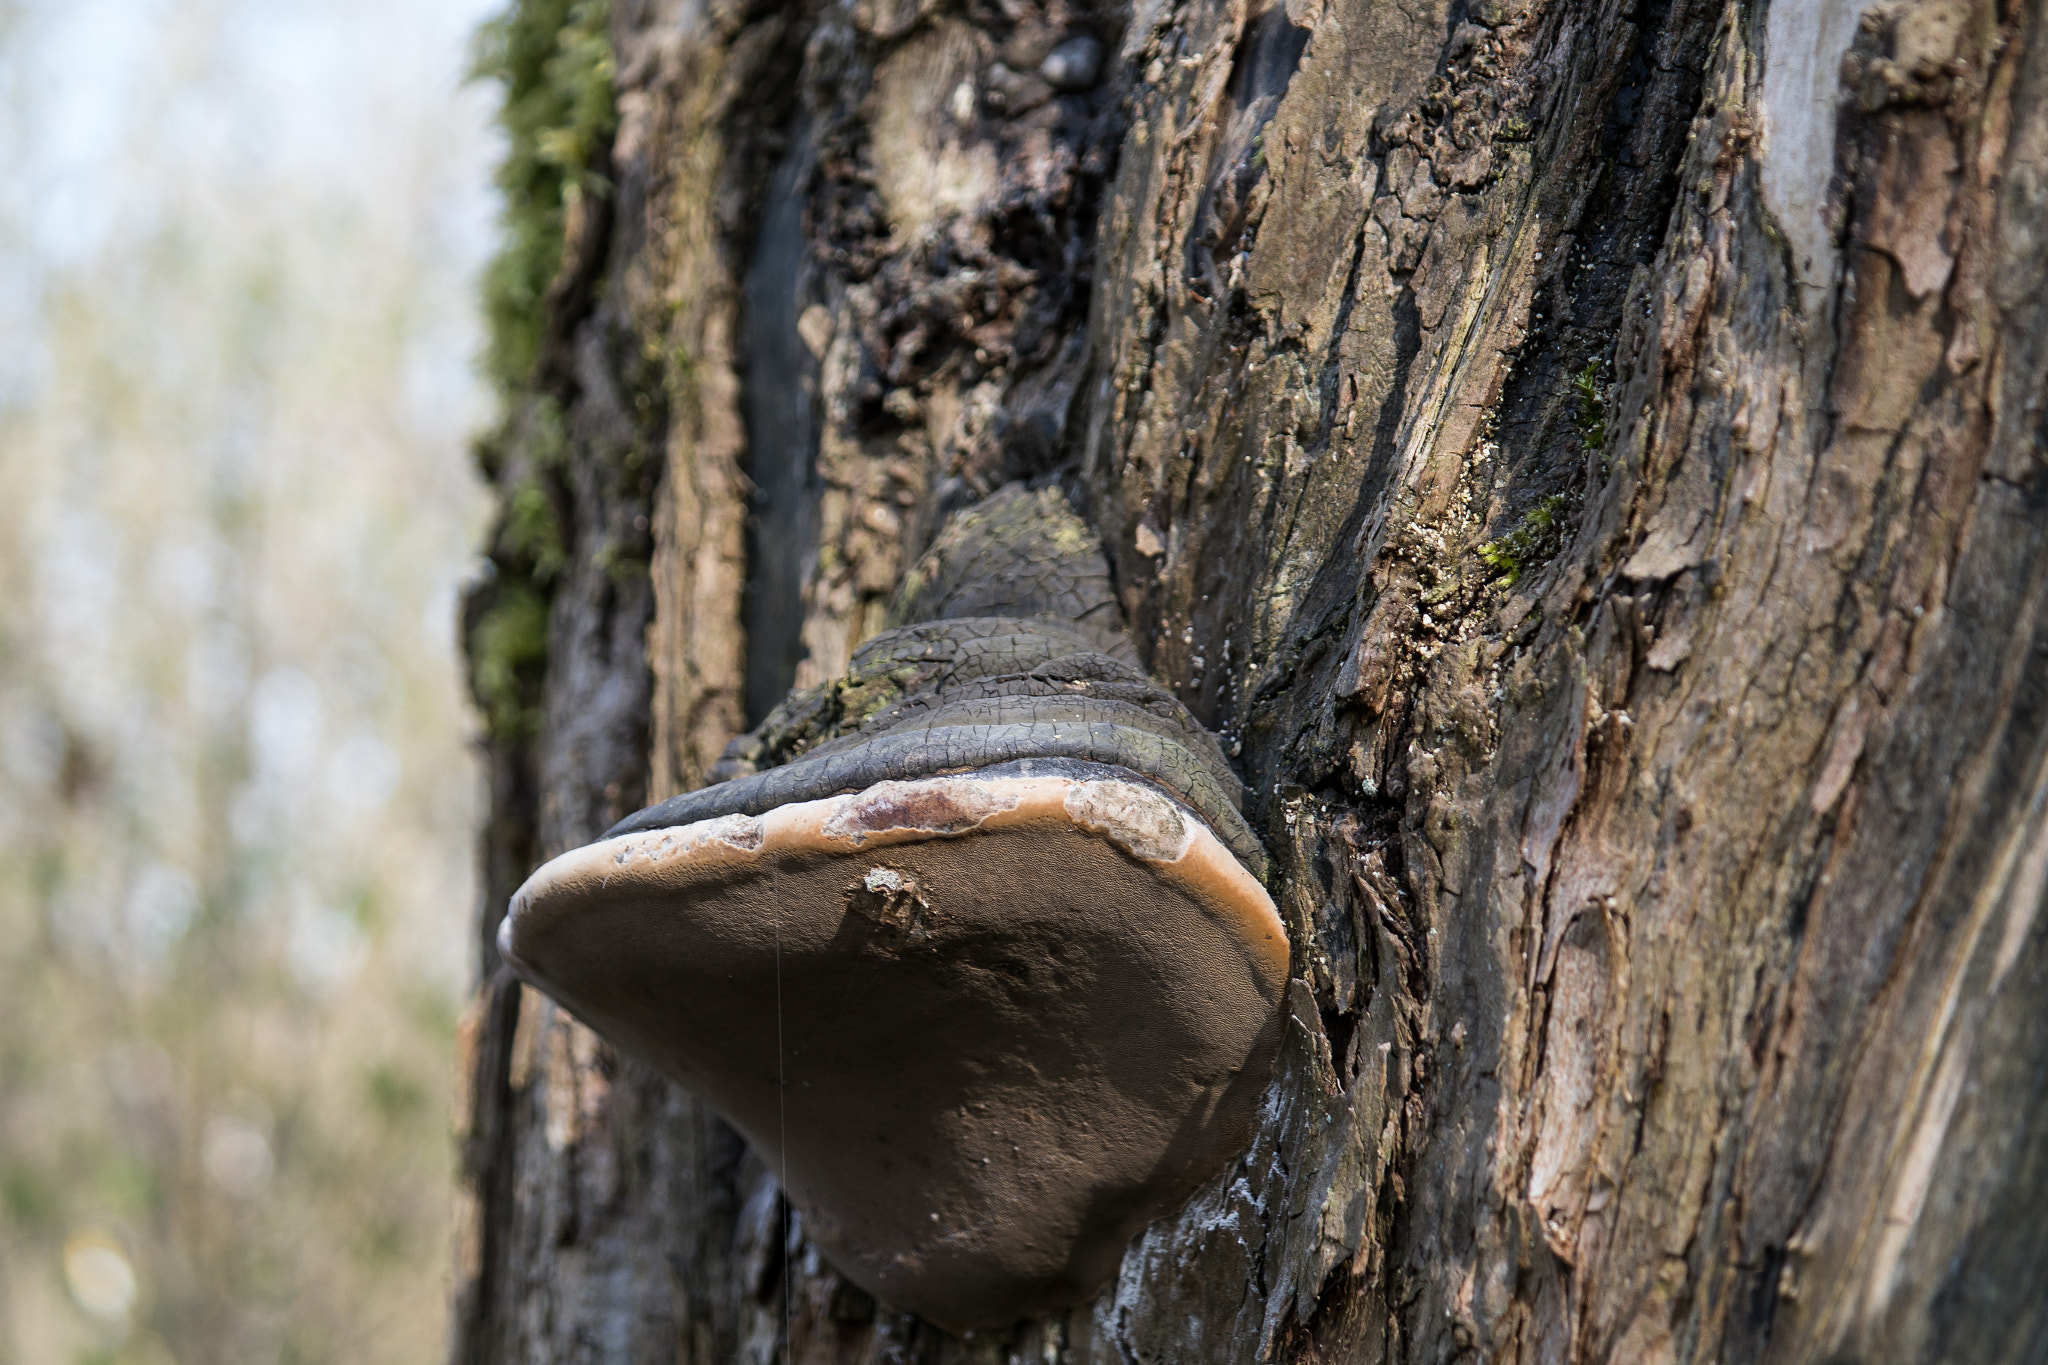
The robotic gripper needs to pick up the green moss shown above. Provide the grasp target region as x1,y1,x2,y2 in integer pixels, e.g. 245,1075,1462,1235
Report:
471,0,618,388
464,395,571,740
504,481,567,581
469,582,551,741
1573,358,1608,451
464,0,614,742
1477,494,1570,587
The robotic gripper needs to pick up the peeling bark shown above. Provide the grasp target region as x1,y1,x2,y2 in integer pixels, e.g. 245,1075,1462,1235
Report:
455,0,2048,1358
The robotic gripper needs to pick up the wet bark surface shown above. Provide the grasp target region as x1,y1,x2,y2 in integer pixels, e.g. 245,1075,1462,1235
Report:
453,0,2048,1359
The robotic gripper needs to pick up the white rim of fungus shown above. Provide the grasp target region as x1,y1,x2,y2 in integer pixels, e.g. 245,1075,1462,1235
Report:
503,771,1284,980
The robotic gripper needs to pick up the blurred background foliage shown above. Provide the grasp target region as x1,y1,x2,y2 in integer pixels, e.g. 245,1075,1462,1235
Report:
0,0,504,1360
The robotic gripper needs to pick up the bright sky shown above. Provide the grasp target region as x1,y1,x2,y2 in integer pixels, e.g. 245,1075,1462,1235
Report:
0,0,504,987
0,0,513,1357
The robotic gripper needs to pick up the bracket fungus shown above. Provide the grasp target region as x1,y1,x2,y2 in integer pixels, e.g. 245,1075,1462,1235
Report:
500,485,1287,1330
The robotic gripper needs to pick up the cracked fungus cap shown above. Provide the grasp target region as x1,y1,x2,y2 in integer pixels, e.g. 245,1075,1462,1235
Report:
500,762,1287,1331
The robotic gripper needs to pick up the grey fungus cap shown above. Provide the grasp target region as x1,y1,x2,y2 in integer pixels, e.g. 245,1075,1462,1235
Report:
498,485,1287,1330
500,763,1284,1330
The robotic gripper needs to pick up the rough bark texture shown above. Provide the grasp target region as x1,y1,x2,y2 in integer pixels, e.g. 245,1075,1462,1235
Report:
453,0,2048,1358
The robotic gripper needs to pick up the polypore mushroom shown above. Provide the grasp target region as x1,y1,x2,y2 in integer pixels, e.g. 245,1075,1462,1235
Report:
499,485,1285,1330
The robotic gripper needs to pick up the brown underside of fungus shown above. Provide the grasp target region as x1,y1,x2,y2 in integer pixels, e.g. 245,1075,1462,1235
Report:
500,485,1287,1330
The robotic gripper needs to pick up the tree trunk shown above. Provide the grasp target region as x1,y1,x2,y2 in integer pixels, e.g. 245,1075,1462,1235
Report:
451,0,2048,1358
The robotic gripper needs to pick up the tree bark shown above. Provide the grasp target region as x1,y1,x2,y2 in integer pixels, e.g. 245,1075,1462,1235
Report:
453,0,2048,1358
